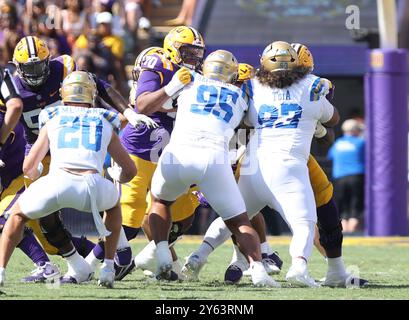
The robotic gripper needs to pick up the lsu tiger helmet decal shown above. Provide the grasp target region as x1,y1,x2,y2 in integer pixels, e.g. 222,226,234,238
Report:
163,26,205,71
13,36,50,87
260,41,298,73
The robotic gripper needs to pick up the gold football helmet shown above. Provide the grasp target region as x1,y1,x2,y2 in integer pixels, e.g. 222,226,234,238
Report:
60,71,97,106
132,46,165,82
203,50,238,84
291,43,314,72
13,36,50,87
237,63,255,82
260,41,298,73
163,26,205,70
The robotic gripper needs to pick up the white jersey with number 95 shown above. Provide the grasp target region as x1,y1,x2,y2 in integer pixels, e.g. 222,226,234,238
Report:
170,72,249,151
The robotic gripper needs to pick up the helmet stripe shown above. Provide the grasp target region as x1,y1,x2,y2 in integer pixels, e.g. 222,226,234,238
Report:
292,43,302,55
189,27,200,41
26,36,37,58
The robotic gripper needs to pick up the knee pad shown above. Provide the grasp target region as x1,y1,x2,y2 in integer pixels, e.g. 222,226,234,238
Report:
168,222,184,246
123,225,140,241
39,211,72,251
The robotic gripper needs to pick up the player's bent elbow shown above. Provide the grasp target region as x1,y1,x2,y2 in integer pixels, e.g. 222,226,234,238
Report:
135,95,152,115
121,162,137,183
6,98,23,114
323,108,340,128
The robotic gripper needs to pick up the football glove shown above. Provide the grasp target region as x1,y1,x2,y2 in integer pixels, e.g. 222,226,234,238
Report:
164,67,192,97
123,108,158,129
314,122,327,139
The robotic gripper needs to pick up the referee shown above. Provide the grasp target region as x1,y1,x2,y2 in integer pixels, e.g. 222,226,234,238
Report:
0,68,22,149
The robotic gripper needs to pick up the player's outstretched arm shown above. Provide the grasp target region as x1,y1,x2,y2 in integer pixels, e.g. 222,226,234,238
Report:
136,67,192,115
108,132,137,183
23,125,49,180
321,100,340,128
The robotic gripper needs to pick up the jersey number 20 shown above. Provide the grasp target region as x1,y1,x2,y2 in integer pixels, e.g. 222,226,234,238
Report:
190,85,239,123
58,116,103,151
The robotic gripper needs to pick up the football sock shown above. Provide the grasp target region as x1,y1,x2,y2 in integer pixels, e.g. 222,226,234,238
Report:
327,257,347,276
71,236,95,258
202,217,232,253
17,232,50,265
260,241,274,256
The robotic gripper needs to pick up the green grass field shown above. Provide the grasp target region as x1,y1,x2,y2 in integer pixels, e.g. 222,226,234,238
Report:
1,236,409,300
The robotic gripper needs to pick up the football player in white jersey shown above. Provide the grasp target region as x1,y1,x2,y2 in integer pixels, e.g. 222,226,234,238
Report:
0,71,137,288
148,50,278,287
238,41,339,287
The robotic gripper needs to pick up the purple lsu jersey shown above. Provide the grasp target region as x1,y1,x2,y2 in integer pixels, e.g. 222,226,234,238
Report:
121,53,179,162
14,55,76,152
0,107,25,189
14,55,111,154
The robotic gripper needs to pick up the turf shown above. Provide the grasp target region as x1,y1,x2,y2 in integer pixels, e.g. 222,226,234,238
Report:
1,236,409,300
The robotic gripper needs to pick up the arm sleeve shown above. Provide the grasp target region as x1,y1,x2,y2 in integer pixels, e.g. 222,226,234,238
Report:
101,110,121,134
0,69,20,103
318,97,335,124
135,70,163,98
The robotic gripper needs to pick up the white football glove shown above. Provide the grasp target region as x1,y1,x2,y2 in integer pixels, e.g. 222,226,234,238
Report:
123,108,158,129
107,162,123,182
107,161,131,187
314,122,327,139
0,159,5,168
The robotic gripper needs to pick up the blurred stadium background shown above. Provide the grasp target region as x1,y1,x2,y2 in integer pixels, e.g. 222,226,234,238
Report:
1,0,408,237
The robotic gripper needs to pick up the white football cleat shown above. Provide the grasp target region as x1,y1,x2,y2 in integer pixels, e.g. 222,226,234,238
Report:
134,240,157,272
155,243,173,280
181,254,207,281
322,272,369,288
98,262,115,289
172,259,186,281
249,261,280,288
286,263,320,288
61,259,94,284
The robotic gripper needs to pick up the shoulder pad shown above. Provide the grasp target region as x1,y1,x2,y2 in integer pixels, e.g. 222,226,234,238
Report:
54,55,76,79
140,53,174,73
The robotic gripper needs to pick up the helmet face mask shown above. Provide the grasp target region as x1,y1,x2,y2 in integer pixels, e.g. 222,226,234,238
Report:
178,44,205,70
17,58,50,87
13,36,51,88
